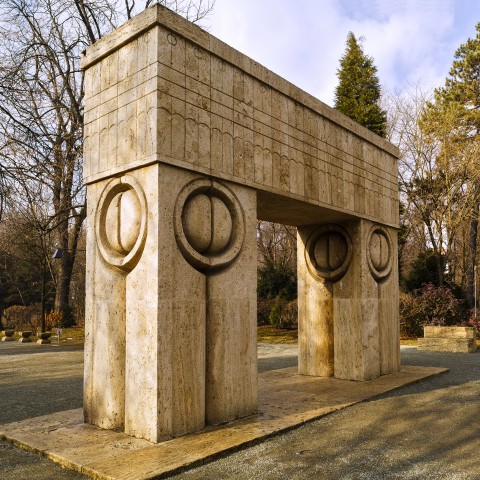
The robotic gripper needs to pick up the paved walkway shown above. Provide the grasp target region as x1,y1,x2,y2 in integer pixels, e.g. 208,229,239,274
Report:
1,342,479,479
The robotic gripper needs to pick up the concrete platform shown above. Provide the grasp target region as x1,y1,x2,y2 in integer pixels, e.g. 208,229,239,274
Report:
0,365,446,480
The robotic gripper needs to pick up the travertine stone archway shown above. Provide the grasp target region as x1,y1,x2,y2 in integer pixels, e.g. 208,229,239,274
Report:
81,5,400,443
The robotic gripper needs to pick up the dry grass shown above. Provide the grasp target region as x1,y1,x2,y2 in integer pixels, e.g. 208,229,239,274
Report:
48,326,85,346
7,326,478,348
257,325,298,344
257,328,423,347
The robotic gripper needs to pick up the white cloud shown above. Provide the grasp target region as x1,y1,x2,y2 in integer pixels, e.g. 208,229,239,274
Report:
209,0,480,106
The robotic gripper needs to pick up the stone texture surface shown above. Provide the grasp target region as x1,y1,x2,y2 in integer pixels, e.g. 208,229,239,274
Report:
418,326,477,353
1,330,15,342
0,365,445,480
85,164,258,442
298,220,400,381
81,4,401,444
423,325,476,339
417,337,477,353
81,5,399,229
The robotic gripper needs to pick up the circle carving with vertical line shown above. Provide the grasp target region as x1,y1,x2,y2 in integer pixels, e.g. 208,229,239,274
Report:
174,179,245,273
95,175,147,272
305,224,352,282
367,225,393,281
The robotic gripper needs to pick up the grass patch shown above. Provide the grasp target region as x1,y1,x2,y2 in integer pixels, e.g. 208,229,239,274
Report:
257,325,298,344
258,328,424,347
49,326,85,346
6,327,86,346
7,326,477,349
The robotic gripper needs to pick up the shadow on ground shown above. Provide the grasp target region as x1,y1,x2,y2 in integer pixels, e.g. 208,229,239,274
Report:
1,344,479,479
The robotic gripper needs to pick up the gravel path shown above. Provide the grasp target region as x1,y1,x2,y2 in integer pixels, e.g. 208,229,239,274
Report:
1,342,479,479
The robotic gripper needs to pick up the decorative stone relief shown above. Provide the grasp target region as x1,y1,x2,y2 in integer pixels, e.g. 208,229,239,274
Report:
367,225,393,281
305,224,353,282
95,175,147,272
174,178,245,272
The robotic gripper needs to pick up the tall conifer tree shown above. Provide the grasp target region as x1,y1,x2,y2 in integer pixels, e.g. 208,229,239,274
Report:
422,23,480,305
334,32,387,137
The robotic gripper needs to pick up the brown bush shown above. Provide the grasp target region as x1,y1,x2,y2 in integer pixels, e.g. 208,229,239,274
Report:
3,305,43,333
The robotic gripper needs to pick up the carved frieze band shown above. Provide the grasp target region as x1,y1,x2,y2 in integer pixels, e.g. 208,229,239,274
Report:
95,175,147,272
83,26,398,226
305,224,353,282
174,178,245,273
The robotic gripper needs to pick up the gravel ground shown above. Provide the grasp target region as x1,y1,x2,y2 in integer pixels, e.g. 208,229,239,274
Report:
1,342,479,479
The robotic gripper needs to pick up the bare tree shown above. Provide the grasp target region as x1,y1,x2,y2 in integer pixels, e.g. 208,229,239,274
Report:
386,86,480,289
0,0,215,319
125,0,215,23
257,221,297,270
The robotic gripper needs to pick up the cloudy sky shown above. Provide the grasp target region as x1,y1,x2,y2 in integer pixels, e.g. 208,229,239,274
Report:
208,0,480,106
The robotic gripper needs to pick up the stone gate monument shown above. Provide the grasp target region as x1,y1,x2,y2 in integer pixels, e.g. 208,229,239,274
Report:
81,5,400,443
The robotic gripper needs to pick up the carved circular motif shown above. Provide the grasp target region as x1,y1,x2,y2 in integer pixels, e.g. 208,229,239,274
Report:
104,189,141,255
193,47,204,59
174,179,244,273
182,194,233,254
167,33,177,46
367,226,393,281
95,175,147,272
305,224,352,282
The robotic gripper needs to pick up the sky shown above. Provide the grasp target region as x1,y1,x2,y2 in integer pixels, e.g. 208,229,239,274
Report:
208,0,480,107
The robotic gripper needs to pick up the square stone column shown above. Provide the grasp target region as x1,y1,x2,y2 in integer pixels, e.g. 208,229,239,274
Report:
84,164,257,442
298,219,400,381
85,164,207,441
205,185,258,425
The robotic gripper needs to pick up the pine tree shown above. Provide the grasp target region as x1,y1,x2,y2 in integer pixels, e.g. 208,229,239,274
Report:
423,23,480,141
421,23,480,306
334,32,387,137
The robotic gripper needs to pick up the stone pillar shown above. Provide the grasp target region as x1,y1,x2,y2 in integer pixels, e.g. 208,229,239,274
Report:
84,180,127,431
205,184,257,425
298,220,399,381
84,164,257,442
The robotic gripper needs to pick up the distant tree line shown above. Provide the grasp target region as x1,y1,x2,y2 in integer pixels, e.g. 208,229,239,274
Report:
1,5,479,331
260,26,480,331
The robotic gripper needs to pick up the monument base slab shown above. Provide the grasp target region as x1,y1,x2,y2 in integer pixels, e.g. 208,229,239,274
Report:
0,365,446,480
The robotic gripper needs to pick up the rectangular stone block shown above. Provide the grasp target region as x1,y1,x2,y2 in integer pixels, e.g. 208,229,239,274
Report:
423,326,476,339
418,337,477,353
81,5,399,229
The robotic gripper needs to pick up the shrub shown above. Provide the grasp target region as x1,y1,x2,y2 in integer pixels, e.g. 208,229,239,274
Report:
402,250,442,292
402,250,464,298
399,293,424,338
399,283,468,338
45,309,64,329
268,295,298,329
257,299,274,325
258,262,296,300
44,306,76,328
2,304,50,334
58,304,75,327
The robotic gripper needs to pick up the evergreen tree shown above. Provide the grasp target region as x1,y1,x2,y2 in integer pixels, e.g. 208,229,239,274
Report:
421,23,480,306
334,32,387,137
